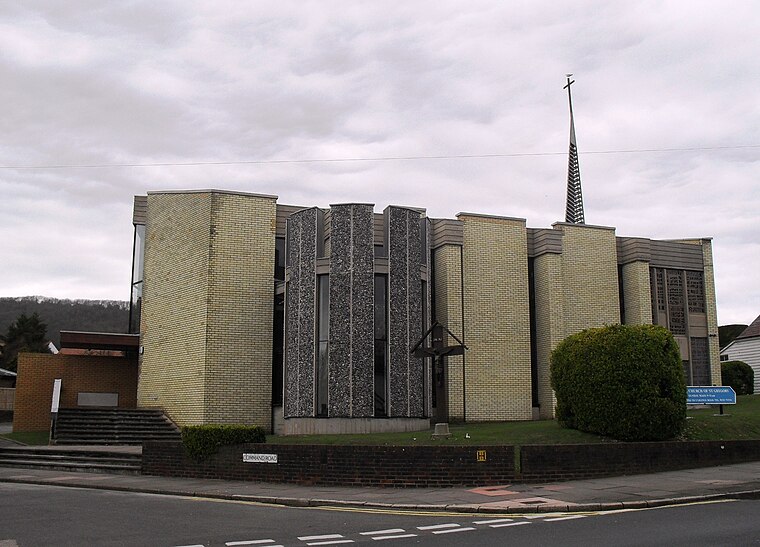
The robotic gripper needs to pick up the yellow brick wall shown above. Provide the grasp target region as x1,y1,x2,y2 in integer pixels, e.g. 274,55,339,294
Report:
138,192,212,425
432,245,464,421
204,193,276,428
459,214,532,421
621,261,653,325
554,223,621,334
533,253,563,419
700,240,722,385
138,190,277,429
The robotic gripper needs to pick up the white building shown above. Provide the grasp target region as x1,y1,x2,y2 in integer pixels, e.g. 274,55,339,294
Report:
720,315,760,393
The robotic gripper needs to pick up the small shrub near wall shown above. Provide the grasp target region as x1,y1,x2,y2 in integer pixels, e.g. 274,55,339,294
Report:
550,324,686,442
182,424,265,460
721,360,754,395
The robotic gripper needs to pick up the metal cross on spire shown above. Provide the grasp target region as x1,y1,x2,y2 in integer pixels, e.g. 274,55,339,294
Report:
564,74,585,224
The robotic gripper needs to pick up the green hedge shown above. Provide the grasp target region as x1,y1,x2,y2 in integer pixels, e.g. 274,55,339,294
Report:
550,324,686,442
181,424,266,460
721,360,754,395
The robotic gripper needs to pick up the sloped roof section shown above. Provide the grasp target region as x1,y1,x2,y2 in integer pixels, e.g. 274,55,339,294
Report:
737,314,760,340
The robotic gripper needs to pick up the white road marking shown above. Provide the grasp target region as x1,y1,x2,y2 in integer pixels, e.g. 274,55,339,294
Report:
297,536,354,546
473,518,513,524
491,521,531,528
360,529,406,535
305,541,354,546
226,540,276,546
371,534,418,541
544,515,587,522
417,523,461,530
432,527,476,535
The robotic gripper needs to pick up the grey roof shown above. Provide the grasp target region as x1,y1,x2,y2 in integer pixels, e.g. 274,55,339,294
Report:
736,315,760,340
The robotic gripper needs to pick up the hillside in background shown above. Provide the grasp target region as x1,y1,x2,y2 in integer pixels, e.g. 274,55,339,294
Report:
719,324,748,349
0,296,129,347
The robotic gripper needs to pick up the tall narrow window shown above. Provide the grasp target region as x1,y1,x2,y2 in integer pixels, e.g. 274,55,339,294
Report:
374,275,388,417
274,237,286,281
128,224,145,334
316,275,329,416
271,291,284,406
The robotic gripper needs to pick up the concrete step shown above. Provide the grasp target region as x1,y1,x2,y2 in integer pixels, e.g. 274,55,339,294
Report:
55,425,180,433
52,408,181,446
54,436,179,445
0,448,142,474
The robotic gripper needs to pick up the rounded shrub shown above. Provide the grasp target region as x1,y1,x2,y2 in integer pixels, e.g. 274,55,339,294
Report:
182,424,266,460
721,360,754,395
550,324,686,441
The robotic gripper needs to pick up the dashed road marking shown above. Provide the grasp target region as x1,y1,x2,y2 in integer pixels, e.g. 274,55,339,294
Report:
359,528,417,541
297,535,354,546
544,515,587,522
360,529,406,535
417,523,461,531
305,541,354,546
490,521,531,528
432,527,475,535
226,540,277,546
472,518,513,525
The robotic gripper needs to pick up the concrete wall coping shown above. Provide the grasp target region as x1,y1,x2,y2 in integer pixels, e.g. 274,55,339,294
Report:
147,189,278,200
552,221,616,232
456,212,527,223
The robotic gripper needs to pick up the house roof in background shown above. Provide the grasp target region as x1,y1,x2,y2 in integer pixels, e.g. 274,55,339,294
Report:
737,315,760,340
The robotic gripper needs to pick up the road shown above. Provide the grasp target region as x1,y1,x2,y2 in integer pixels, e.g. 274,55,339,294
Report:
1,482,759,546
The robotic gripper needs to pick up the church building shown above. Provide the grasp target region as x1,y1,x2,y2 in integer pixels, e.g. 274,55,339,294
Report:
129,189,720,434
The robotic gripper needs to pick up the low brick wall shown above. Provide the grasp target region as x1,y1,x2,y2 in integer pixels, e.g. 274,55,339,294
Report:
142,442,516,487
519,440,760,481
142,440,760,487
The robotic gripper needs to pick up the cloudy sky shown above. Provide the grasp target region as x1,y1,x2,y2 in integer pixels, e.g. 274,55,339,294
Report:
1,1,758,325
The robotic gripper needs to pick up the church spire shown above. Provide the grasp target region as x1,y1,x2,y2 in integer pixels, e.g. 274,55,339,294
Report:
564,74,585,224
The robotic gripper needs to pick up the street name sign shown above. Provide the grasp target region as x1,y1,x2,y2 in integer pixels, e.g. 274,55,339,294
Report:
243,453,278,464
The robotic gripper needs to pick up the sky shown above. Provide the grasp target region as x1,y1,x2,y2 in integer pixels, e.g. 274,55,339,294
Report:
0,1,758,326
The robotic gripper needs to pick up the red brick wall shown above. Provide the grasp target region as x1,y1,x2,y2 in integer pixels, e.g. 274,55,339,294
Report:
13,353,138,432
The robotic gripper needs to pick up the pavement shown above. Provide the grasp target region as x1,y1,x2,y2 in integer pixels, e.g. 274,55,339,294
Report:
1,443,759,514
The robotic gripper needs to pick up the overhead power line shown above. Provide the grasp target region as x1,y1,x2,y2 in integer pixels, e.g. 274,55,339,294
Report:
1,144,758,170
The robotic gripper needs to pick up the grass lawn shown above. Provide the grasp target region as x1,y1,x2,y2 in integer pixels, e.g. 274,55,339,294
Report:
268,395,760,446
683,394,760,440
268,419,612,446
0,431,50,446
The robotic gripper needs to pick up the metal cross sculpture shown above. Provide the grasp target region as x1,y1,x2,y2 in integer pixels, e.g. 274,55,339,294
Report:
411,321,467,361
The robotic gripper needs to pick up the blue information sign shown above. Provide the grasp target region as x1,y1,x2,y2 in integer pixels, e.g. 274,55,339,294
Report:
687,386,736,405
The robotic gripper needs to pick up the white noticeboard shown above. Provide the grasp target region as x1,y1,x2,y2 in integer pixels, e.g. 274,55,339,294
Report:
51,378,62,413
243,453,278,464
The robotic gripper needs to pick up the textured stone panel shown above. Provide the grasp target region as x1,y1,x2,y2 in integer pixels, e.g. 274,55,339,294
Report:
387,207,424,417
329,204,374,417
284,208,318,417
